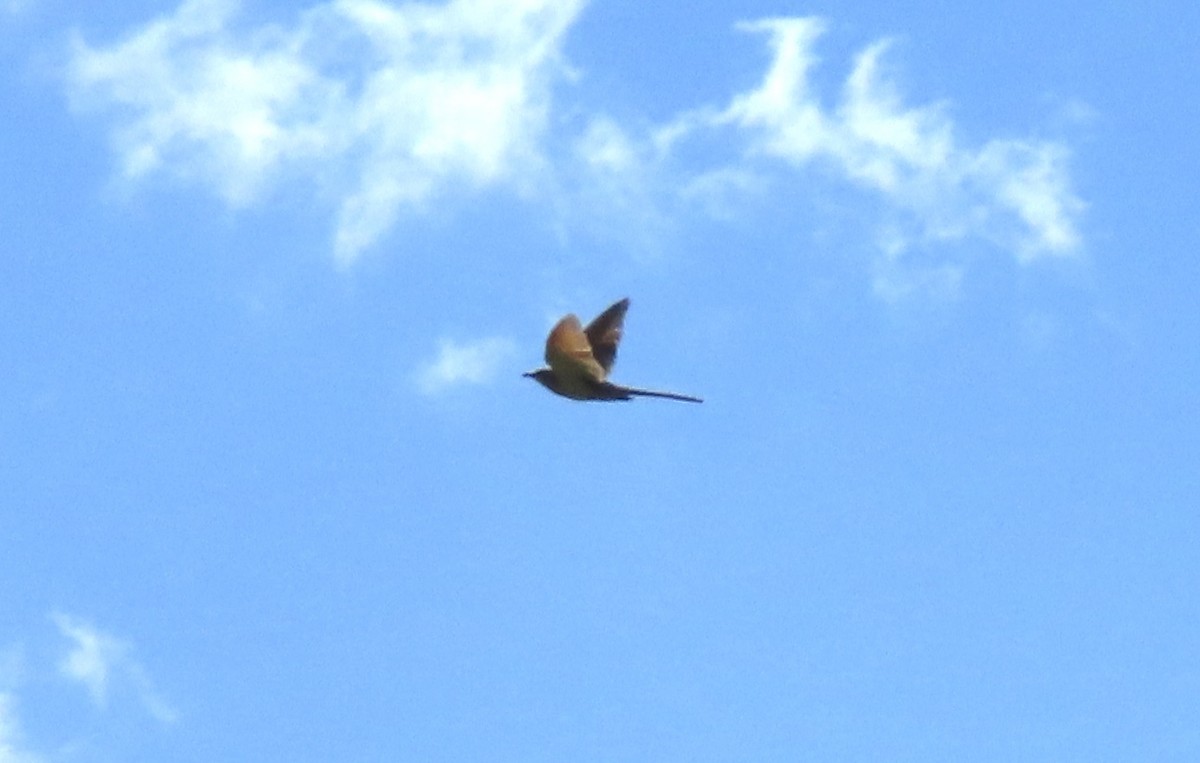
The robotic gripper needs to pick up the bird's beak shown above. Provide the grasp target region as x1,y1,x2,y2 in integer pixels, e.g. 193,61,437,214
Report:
521,371,534,378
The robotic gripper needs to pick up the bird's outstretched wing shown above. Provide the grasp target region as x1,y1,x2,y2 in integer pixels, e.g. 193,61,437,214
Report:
584,298,629,375
545,314,606,382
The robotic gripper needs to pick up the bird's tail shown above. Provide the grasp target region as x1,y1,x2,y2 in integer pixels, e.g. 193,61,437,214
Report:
620,385,703,404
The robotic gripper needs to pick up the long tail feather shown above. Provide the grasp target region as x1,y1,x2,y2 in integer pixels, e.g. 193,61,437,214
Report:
623,386,703,403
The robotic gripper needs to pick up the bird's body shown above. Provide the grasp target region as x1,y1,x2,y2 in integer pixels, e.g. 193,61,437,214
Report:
523,298,702,404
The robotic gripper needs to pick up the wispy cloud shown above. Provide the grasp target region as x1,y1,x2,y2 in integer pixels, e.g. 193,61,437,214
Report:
0,693,43,763
68,0,584,264
51,614,178,724
67,5,1084,294
695,18,1083,296
725,19,1083,253
53,613,123,707
415,336,516,395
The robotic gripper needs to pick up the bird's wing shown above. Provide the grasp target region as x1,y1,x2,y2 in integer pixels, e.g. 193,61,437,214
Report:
545,314,607,382
583,298,629,375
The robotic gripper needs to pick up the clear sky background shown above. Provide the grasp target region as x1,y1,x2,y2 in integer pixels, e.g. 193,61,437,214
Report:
2,1,1198,760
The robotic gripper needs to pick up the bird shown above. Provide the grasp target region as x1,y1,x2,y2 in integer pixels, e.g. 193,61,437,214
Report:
523,298,703,403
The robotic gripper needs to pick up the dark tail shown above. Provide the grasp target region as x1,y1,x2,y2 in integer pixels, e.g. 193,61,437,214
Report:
620,385,703,404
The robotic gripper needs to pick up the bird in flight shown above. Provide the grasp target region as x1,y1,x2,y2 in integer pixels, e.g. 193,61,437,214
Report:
523,298,703,403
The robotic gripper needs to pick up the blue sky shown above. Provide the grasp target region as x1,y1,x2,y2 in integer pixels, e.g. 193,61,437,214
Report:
2,0,1198,760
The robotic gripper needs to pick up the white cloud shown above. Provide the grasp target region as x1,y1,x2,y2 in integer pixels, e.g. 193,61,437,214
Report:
871,249,964,304
556,116,677,249
52,613,123,707
68,6,1084,292
703,17,1084,270
68,0,584,264
558,16,1084,292
0,693,43,763
126,665,180,725
415,336,516,394
51,614,177,724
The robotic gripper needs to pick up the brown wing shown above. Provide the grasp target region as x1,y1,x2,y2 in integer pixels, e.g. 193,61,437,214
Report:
583,298,629,375
545,314,606,382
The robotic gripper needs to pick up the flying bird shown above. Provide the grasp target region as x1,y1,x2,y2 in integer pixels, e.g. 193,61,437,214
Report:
523,298,703,403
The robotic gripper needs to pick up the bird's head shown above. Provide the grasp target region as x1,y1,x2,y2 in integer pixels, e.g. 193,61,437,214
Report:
522,368,554,386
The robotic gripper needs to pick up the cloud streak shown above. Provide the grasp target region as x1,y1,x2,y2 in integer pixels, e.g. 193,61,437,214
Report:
68,0,583,264
723,18,1083,255
53,613,123,707
659,17,1084,296
0,693,43,763
52,613,178,724
415,336,516,395
67,4,1084,292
